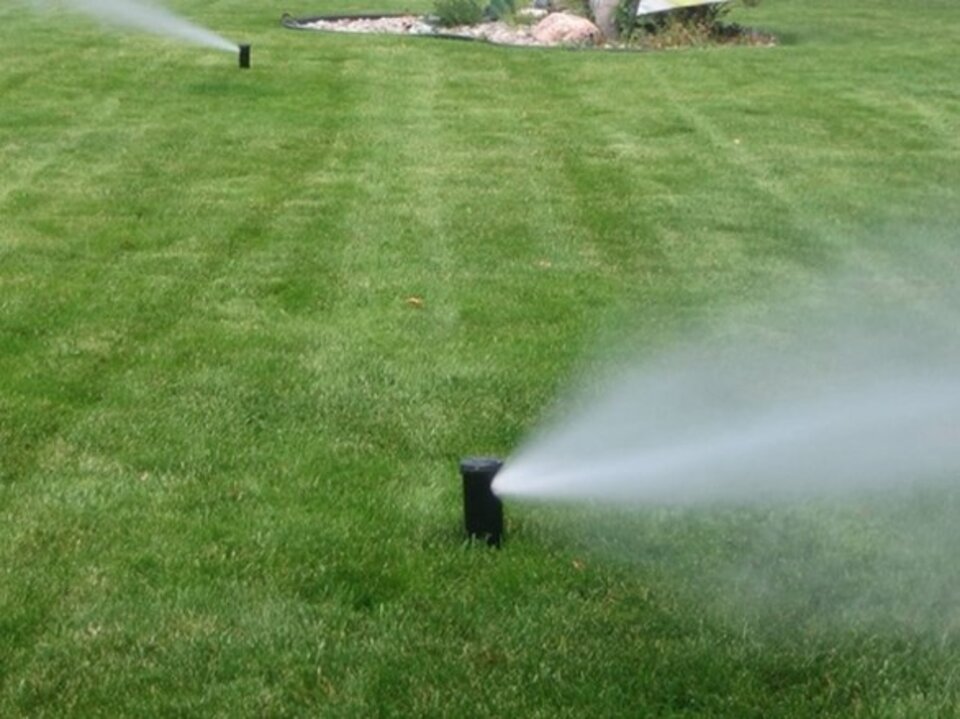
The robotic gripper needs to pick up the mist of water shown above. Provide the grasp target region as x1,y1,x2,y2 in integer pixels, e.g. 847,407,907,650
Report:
493,263,960,636
493,272,960,506
54,0,236,52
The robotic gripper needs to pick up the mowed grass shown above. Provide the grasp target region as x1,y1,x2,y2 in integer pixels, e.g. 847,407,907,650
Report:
2,0,960,715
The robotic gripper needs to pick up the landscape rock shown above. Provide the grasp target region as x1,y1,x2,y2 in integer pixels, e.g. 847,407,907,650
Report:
531,12,603,45
517,7,549,20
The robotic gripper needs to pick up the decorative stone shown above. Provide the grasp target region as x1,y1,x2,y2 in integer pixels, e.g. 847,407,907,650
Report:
517,7,549,20
531,12,603,45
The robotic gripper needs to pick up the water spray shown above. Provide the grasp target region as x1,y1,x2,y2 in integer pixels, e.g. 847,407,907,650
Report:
460,457,503,547
60,0,238,54
238,43,251,69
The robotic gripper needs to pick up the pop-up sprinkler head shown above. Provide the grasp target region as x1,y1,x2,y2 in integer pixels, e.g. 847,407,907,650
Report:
460,457,503,547
239,44,251,69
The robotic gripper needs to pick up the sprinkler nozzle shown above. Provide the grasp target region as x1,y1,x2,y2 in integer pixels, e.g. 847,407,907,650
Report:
460,457,503,547
239,44,251,69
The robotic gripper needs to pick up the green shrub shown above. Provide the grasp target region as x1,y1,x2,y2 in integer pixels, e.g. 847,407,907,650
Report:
433,0,485,27
623,0,763,48
615,0,639,38
484,0,516,21
552,0,592,19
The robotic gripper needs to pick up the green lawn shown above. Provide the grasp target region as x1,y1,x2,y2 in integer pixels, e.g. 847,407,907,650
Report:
2,0,960,715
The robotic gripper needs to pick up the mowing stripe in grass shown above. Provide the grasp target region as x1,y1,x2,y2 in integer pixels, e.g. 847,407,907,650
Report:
4,1,960,714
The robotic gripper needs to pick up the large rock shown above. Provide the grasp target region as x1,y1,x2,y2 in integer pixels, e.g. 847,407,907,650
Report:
531,12,603,45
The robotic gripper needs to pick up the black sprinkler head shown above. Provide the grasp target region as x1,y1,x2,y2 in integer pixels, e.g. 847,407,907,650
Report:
239,44,251,69
460,457,503,547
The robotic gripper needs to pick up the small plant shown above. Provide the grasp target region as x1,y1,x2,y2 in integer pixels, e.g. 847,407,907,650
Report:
623,0,769,49
635,12,717,48
433,0,485,27
615,0,639,39
552,0,592,19
484,0,516,21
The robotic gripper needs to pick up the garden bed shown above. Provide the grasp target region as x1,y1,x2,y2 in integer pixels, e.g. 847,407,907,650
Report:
281,8,777,50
